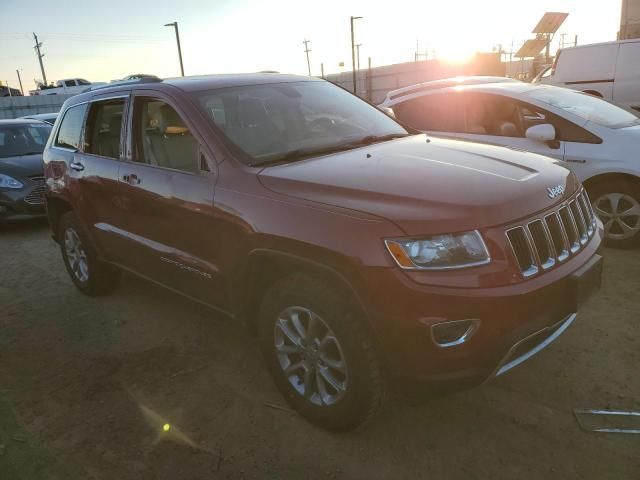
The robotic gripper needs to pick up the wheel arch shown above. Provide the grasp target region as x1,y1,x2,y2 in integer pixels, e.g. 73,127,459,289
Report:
46,195,73,243
234,247,370,334
582,90,604,98
583,172,640,195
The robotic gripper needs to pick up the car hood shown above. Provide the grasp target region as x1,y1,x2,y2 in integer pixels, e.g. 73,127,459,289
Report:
0,154,44,179
258,135,579,235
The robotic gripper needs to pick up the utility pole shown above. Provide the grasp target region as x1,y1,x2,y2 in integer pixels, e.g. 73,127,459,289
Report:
164,22,185,76
350,16,362,95
356,44,362,71
303,39,312,76
32,33,47,86
320,63,325,78
16,70,24,95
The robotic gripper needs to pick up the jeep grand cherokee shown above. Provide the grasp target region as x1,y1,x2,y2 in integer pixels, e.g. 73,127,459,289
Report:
43,74,603,431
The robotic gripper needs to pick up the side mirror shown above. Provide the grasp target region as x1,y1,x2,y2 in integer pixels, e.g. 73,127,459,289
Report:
525,123,560,149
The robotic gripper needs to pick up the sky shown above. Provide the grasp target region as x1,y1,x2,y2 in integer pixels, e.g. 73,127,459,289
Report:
0,0,622,92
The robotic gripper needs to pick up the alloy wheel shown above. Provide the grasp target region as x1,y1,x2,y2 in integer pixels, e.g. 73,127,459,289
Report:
274,306,348,406
592,193,640,241
64,227,89,283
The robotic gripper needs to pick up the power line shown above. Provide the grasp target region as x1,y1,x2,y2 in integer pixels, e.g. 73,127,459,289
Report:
303,39,312,76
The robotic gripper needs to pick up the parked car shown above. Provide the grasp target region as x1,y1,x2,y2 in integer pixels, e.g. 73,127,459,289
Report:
532,39,640,111
380,80,640,248
0,119,51,220
21,112,59,125
29,78,106,96
44,74,603,430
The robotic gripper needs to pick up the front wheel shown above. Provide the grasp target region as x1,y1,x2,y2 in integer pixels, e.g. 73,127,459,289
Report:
589,180,640,248
58,212,120,295
258,274,386,431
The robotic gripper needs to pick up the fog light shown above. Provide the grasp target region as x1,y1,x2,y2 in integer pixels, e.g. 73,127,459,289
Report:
430,319,480,348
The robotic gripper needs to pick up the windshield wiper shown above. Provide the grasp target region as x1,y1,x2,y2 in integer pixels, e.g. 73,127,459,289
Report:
250,143,365,167
347,132,413,146
250,133,413,167
17,151,43,156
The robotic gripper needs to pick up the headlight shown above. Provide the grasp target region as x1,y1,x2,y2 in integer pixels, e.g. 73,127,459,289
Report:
385,230,490,270
0,174,24,189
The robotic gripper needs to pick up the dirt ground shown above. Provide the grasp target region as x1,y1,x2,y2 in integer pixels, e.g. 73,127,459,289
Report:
0,218,638,480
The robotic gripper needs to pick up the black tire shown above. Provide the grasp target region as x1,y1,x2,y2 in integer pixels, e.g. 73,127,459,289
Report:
258,273,386,431
588,179,640,249
58,211,120,295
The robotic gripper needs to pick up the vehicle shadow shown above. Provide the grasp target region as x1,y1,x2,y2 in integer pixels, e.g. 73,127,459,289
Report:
0,217,49,235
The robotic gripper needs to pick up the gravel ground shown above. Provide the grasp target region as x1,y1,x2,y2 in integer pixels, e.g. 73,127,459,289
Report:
1,218,638,480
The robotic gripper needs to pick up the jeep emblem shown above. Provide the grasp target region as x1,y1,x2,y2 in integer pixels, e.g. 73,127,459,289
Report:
547,185,565,199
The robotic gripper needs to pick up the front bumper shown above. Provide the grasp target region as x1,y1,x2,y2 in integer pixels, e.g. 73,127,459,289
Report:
0,179,46,220
361,241,603,386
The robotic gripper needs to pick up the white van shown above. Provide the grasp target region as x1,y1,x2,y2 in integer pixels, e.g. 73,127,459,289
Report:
534,39,640,111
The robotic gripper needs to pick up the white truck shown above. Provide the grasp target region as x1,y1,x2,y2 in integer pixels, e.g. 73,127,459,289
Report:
29,78,106,96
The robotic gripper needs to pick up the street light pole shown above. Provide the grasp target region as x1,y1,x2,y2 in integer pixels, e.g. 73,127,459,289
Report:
350,16,362,95
164,22,185,76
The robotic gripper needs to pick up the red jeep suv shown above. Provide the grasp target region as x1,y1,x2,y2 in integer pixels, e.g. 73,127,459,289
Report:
43,74,603,430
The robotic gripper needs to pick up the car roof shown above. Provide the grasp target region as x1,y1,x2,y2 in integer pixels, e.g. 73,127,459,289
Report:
0,118,49,125
383,80,544,105
383,76,521,103
559,38,640,52
71,73,321,102
21,113,58,119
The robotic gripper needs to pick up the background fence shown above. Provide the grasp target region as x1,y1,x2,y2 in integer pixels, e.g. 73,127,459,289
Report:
0,95,73,119
324,54,505,104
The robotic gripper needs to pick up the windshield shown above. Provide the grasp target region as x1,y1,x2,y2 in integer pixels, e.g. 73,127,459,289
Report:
193,80,409,165
527,87,640,129
0,123,52,158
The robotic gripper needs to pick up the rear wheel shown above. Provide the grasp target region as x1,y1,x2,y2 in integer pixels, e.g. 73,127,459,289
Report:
589,180,640,248
58,212,120,295
258,274,385,431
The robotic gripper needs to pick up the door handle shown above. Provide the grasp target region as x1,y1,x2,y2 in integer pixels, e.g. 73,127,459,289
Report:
69,161,85,172
123,173,141,185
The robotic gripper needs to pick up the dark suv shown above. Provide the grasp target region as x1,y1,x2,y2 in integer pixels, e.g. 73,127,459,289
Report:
43,74,603,430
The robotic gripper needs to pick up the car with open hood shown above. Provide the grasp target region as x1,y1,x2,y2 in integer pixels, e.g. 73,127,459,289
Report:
43,74,603,430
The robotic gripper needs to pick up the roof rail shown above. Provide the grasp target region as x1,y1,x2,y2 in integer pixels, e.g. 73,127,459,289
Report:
89,76,163,91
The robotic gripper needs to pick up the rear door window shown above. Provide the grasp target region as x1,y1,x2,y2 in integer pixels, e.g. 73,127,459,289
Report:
83,99,126,159
55,104,88,150
392,93,464,133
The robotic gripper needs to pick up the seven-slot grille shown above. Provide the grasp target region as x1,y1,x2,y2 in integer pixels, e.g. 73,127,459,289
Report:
506,190,597,277
25,175,46,205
